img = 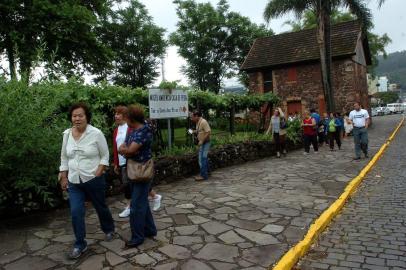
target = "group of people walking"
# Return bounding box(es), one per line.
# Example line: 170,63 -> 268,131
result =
59,103 -> 161,259
58,101 -> 368,259
58,103 -> 212,259
267,102 -> 370,160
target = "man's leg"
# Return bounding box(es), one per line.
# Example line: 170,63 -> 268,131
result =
200,142 -> 210,179
360,128 -> 369,156
84,175 -> 115,235
353,128 -> 361,158
68,182 -> 87,250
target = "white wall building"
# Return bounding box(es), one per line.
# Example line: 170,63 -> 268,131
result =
378,76 -> 388,92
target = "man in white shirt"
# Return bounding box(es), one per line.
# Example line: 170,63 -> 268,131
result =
349,102 -> 370,160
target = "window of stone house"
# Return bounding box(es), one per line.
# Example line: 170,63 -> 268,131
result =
287,67 -> 297,82
263,70 -> 273,93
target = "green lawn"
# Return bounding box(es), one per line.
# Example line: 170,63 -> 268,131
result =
160,127 -> 257,147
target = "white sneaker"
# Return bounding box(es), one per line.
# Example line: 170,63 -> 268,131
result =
152,194 -> 162,211
119,206 -> 130,218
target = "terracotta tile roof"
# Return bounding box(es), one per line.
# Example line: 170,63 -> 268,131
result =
240,20 -> 369,71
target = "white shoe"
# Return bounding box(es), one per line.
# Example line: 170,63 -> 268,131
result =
303,152 -> 309,155
119,206 -> 130,218
152,195 -> 162,211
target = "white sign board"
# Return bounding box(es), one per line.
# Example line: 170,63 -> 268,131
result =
149,89 -> 189,119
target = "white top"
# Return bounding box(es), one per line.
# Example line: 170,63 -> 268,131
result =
349,109 -> 370,128
60,125 -> 109,184
116,123 -> 128,166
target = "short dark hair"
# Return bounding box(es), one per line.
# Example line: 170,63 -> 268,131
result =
192,111 -> 202,117
68,102 -> 92,123
128,105 -> 145,124
310,108 -> 316,113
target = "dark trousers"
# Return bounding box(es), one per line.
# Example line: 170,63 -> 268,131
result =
273,132 -> 286,153
304,134 -> 318,153
68,175 -> 115,250
318,132 -> 326,145
129,181 -> 157,245
328,131 -> 342,150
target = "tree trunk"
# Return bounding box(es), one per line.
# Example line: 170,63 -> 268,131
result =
229,101 -> 235,135
5,35 -> 17,80
317,1 -> 335,113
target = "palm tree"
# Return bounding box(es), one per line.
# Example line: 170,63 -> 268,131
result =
264,0 -> 374,112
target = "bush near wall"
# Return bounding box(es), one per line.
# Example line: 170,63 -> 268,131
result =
0,79 -> 283,215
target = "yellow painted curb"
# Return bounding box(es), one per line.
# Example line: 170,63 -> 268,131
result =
271,117 -> 405,270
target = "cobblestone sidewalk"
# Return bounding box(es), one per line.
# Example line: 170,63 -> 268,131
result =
297,117 -> 406,270
0,115 -> 402,270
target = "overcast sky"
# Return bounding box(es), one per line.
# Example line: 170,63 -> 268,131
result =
138,0 -> 406,86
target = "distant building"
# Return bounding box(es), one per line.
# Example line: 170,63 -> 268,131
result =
378,76 -> 388,92
241,20 -> 371,115
389,83 -> 399,91
367,74 -> 379,95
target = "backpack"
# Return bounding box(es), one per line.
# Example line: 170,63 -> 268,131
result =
280,117 -> 287,129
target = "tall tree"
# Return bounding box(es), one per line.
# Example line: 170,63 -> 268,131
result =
264,0 -> 373,112
97,0 -> 167,88
284,10 -> 391,73
171,0 -> 272,93
0,0 -> 112,82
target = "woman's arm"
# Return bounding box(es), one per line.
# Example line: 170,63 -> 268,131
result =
59,130 -> 70,190
119,142 -> 142,158
96,131 -> 110,176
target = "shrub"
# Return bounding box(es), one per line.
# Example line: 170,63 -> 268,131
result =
0,79 -> 282,214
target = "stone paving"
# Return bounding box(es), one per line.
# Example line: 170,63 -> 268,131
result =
0,115 -> 402,270
297,116 -> 406,270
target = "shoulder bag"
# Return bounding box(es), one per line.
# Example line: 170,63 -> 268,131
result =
127,158 -> 154,182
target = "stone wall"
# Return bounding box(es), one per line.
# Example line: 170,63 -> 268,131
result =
151,139 -> 302,186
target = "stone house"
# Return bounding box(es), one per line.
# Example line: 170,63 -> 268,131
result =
240,20 -> 372,117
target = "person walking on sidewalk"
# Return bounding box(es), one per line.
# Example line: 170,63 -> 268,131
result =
327,113 -> 342,151
349,102 -> 370,160
59,103 -> 115,259
113,107 -> 162,218
118,105 -> 157,248
191,111 -> 211,181
302,111 -> 319,154
266,107 -> 287,158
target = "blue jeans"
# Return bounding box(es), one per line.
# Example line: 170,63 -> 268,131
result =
129,181 -> 157,245
198,142 -> 210,179
68,174 -> 115,250
353,127 -> 368,158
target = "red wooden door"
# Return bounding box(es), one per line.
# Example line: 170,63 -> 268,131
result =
287,101 -> 302,116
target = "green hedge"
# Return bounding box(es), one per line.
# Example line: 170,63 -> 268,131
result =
0,79 -> 279,214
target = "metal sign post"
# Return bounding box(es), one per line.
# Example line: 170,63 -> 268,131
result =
167,118 -> 172,148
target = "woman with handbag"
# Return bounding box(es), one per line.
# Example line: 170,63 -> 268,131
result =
118,105 -> 157,248
266,107 -> 287,158
113,107 -> 162,218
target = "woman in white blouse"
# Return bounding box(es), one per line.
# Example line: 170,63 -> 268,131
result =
59,103 -> 115,260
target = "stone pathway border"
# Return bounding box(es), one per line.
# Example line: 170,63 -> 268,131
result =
271,117 -> 405,270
